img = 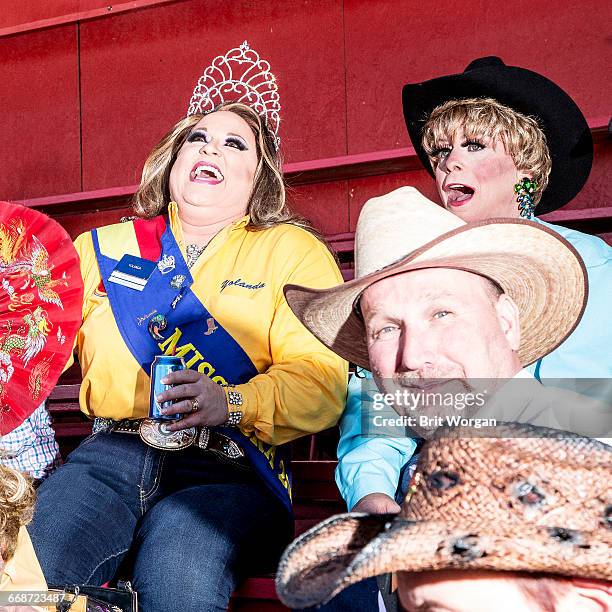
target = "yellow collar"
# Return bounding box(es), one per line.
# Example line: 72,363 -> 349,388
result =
167,201 -> 250,248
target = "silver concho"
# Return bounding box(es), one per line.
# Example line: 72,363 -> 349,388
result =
139,419 -> 197,450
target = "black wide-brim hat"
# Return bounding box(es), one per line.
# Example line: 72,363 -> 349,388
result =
402,57 -> 593,215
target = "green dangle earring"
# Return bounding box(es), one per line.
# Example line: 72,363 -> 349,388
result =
514,177 -> 538,219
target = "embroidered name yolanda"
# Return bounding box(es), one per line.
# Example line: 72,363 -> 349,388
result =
220,278 -> 266,293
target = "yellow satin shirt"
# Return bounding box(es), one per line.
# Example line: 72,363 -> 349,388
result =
70,203 -> 348,446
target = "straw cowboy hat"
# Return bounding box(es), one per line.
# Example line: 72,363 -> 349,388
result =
402,56 -> 593,215
275,425 -> 612,608
284,187 -> 587,370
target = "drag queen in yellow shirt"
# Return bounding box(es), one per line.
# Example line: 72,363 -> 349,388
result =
28,44 -> 347,612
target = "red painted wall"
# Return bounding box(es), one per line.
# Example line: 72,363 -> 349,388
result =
0,1 -> 178,31
0,0 -> 610,238
0,1 -> 81,29
0,26 -> 80,199
344,0 -> 610,152
78,0 -> 346,189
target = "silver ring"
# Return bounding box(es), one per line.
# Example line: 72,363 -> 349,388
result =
190,397 -> 200,412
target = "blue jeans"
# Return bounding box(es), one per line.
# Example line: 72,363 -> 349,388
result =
297,577 -> 380,611
28,432 -> 290,612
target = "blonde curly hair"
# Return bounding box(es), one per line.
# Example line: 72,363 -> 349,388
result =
422,97 -> 552,205
0,464 -> 35,562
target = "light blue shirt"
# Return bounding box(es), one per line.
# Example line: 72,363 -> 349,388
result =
336,371 -> 417,510
335,221 -> 612,510
528,220 -> 612,380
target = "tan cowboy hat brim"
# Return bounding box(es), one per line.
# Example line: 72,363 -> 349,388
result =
275,512 -> 612,609
285,218 -> 587,370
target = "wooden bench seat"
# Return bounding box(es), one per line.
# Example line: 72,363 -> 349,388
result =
47,375 -> 345,610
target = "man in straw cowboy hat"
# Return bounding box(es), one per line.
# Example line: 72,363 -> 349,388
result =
275,424 -> 611,610
284,187 -> 609,443
279,187 -> 610,610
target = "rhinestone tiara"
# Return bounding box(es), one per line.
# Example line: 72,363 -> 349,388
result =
187,41 -> 281,150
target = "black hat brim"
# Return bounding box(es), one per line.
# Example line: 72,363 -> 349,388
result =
402,58 -> 593,215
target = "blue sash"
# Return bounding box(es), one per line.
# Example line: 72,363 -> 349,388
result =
91,217 -> 292,513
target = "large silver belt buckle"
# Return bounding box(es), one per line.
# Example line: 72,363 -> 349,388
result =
139,418 -> 197,450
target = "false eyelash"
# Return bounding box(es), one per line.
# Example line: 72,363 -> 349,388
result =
462,139 -> 486,148
429,146 -> 450,158
187,130 -> 209,143
225,136 -> 248,150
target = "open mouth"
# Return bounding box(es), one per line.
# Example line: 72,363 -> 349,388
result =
446,183 -> 475,207
190,162 -> 224,184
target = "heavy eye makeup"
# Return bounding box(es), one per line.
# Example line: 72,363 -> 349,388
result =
429,143 -> 451,161
429,139 -> 486,161
224,135 -> 248,151
186,130 -> 249,151
187,129 -> 210,144
463,139 -> 485,152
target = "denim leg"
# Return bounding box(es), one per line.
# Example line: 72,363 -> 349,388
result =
28,433 -> 159,585
297,577 -> 380,612
130,482 -> 288,612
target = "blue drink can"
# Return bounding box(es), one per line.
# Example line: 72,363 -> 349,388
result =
149,355 -> 186,421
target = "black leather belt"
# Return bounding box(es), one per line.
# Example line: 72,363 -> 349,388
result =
92,417 -> 244,460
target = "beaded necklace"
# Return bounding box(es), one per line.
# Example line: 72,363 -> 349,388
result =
185,243 -> 206,269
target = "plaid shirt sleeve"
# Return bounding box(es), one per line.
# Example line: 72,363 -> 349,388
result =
0,402 -> 62,480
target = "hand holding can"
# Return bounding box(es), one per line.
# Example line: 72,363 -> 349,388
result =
149,355 -> 186,421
